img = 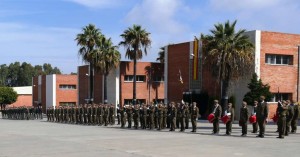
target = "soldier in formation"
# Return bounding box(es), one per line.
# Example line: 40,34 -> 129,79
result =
46,104 -> 116,126
2,106 -> 43,120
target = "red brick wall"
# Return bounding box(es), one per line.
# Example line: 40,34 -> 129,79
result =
32,76 -> 38,107
10,95 -> 32,107
167,42 -> 190,102
119,61 -> 164,105
167,42 -> 220,103
78,65 -> 89,104
260,31 -> 300,101
41,75 -> 46,111
56,75 -> 78,106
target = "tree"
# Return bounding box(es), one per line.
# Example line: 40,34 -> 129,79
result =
75,24 -> 103,103
119,24 -> 151,105
156,47 -> 165,63
0,87 -> 18,110
243,73 -> 272,106
0,62 -> 61,87
93,36 -> 121,104
201,20 -> 255,108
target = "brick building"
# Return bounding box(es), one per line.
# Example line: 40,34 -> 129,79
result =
32,74 -> 78,113
78,61 -> 164,106
164,30 -> 300,119
9,86 -> 32,107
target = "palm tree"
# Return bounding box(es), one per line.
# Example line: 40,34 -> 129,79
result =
75,24 -> 103,103
119,24 -> 151,105
201,20 -> 255,108
156,47 -> 165,63
94,37 -> 121,104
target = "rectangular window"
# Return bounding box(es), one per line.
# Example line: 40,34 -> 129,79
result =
270,93 -> 292,102
152,99 -> 164,104
152,76 -> 164,82
124,75 -> 146,82
265,54 -> 293,65
59,102 -> 76,106
124,99 -> 146,105
59,85 -> 76,90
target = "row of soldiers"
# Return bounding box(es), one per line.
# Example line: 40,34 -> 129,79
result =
276,100 -> 299,138
46,104 -> 115,126
119,102 -> 200,132
1,106 -> 43,120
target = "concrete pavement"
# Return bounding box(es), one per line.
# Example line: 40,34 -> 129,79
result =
0,118 -> 299,157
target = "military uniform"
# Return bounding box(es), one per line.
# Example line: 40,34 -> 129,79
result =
291,103 -> 299,133
170,104 -> 177,131
191,103 -> 199,132
225,104 -> 234,135
277,101 -> 287,138
286,102 -> 294,136
256,97 -> 268,138
127,106 -> 133,128
212,102 -> 222,134
240,103 -> 249,136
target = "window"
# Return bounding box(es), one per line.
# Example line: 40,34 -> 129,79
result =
124,99 -> 146,105
59,102 -> 76,106
152,76 -> 164,82
152,99 -> 164,104
124,75 -> 146,82
270,93 -> 292,102
265,54 -> 293,65
59,85 -> 76,90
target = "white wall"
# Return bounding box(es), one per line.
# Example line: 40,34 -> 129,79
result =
46,74 -> 56,108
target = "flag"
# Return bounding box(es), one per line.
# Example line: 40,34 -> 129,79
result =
179,69 -> 183,84
193,37 -> 199,80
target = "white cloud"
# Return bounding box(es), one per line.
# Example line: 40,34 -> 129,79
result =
209,0 -> 282,11
64,0 -> 122,8
123,0 -> 195,60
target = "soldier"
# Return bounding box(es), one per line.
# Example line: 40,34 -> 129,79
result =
103,104 -> 109,126
191,102 -> 199,132
277,100 -> 288,139
240,101 -> 249,136
99,104 -> 104,126
117,104 -> 121,125
133,105 -> 140,129
291,101 -> 299,133
256,96 -> 268,138
167,103 -> 172,128
162,104 -> 167,129
109,104 -> 115,125
170,102 -> 177,131
148,104 -> 155,129
157,104 -> 163,130
225,103 -> 234,135
154,104 -> 158,129
46,107 -> 50,121
141,104 -> 147,129
212,100 -> 222,134
185,103 -> 190,129
285,100 -> 294,136
251,101 -> 258,133
126,105 -> 133,128
120,105 -> 126,128
176,103 -> 181,129
179,103 -> 185,132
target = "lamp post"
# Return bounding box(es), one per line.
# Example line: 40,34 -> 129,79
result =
85,73 -> 90,104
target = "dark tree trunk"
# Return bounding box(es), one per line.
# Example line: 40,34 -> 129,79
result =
221,79 -> 229,113
104,73 -> 108,104
133,54 -> 137,105
89,63 -> 94,104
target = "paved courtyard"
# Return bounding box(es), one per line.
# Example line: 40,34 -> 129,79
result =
0,118 -> 299,157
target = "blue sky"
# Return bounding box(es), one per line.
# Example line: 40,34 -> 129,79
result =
1,0 -> 299,74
